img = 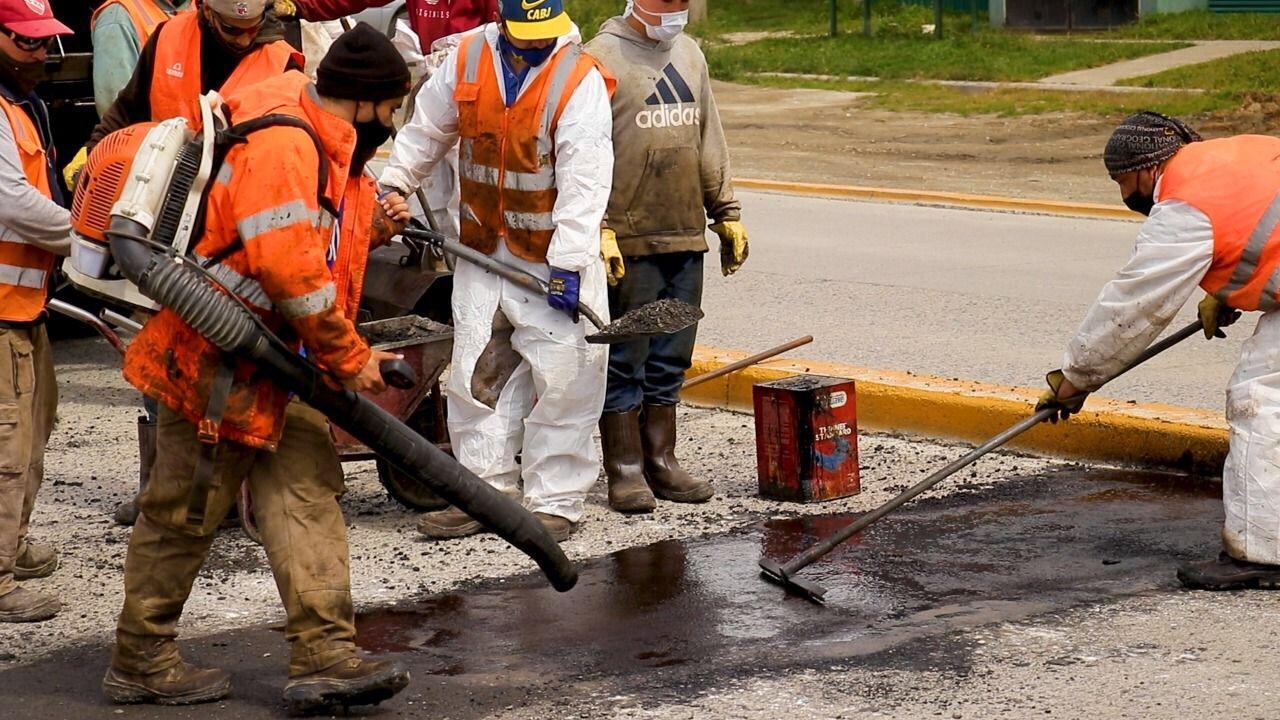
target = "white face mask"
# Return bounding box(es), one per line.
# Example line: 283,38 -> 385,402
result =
625,0 -> 689,42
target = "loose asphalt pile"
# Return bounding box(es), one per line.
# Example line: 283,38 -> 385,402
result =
0,335 -> 1064,669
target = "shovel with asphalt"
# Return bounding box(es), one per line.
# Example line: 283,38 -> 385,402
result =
400,224 -> 704,344
759,319 -> 1206,604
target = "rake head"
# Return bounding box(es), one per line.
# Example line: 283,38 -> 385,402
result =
758,557 -> 829,604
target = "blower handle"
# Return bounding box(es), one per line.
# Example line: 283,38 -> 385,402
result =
379,357 -> 418,390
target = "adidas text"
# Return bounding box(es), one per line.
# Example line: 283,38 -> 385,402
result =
635,105 -> 701,129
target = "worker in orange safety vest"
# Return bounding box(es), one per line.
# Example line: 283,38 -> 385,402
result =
73,0 -> 304,527
77,0 -> 303,164
89,0 -> 190,117
101,25 -> 414,714
380,0 -> 615,544
1037,111 -> 1280,591
0,0 -> 74,626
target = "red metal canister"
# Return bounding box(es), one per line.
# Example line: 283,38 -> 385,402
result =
753,375 -> 860,503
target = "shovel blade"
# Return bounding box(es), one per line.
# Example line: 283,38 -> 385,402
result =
586,299 -> 705,344
759,557 -> 828,604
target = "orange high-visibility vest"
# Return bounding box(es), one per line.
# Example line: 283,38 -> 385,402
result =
0,95 -> 55,323
91,0 -> 173,48
123,72 -> 373,451
149,10 -> 301,128
1160,136 -> 1280,313
453,34 -> 612,263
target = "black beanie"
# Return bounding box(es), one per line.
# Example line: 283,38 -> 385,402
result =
1103,111 -> 1202,178
316,22 -> 411,102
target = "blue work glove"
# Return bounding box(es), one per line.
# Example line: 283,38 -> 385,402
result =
547,267 -> 580,321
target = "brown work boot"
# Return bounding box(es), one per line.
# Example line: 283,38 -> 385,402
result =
14,538 -> 58,579
534,512 -> 576,543
115,415 -> 156,526
600,410 -> 657,514
640,404 -> 713,503
416,505 -> 486,539
282,656 -> 410,717
0,586 -> 60,622
102,662 -> 231,706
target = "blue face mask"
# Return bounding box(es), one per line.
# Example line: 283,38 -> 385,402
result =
499,33 -> 556,67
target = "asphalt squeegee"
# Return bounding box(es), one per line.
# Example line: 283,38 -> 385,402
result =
760,319 -> 1206,603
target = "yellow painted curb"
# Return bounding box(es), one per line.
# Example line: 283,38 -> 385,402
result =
682,346 -> 1227,473
735,177 -> 1140,222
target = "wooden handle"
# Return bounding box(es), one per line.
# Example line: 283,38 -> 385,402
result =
682,336 -> 814,390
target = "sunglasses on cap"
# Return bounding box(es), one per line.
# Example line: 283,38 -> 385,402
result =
1,27 -> 52,52
207,9 -> 265,37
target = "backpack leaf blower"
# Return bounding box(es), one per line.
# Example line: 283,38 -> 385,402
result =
65,95 -> 578,592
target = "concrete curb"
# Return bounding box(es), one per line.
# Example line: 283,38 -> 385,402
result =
735,177 -> 1140,221
682,346 -> 1228,473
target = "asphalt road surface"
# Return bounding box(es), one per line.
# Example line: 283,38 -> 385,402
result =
698,190 -> 1244,411
0,466 -> 1234,719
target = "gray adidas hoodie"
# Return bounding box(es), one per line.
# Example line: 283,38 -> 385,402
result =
585,16 -> 740,257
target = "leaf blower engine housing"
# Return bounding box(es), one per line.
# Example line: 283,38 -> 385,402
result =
65,95 -> 221,311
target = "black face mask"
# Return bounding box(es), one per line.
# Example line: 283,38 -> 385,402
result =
1123,191 -> 1155,216
0,52 -> 45,97
352,116 -> 394,174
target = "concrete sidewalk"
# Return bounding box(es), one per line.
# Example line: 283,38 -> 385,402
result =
1040,39 -> 1280,86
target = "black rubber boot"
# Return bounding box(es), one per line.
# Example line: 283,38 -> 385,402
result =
114,415 -> 156,526
1177,551 -> 1280,590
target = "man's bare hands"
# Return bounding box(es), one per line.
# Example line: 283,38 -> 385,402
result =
342,350 -> 403,394
371,192 -> 412,248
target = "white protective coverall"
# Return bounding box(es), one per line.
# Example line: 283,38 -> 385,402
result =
381,22 -> 613,522
1061,179 -> 1280,564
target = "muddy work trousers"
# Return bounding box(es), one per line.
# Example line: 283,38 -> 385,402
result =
114,401 -> 357,678
0,325 -> 56,598
604,251 -> 704,414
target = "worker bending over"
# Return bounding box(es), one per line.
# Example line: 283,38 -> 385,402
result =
1038,111 -> 1280,590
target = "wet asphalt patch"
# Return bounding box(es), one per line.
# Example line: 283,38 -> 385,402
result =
0,467 -> 1221,718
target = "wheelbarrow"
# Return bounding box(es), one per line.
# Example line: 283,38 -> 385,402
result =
333,315 -> 455,509
235,314 -> 454,544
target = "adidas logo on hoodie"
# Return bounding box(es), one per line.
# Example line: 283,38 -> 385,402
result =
635,64 -> 701,129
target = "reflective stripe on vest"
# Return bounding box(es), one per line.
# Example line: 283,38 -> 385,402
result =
91,0 -> 172,46
149,11 -> 301,127
453,35 -> 597,263
1214,193 -> 1280,312
0,95 -> 54,322
0,264 -> 46,289
1161,137 -> 1280,314
193,252 -> 274,312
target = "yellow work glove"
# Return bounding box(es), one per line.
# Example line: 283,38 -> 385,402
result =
273,0 -> 298,17
63,146 -> 87,191
601,227 -> 625,287
1198,294 -> 1241,340
710,220 -> 749,277
1035,369 -> 1089,424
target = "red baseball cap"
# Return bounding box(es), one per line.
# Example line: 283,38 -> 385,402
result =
0,0 -> 72,39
